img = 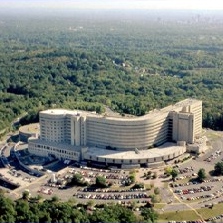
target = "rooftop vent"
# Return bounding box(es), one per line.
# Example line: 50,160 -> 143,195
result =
135,148 -> 140,154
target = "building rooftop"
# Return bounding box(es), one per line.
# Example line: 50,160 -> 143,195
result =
40,98 -> 201,121
29,138 -> 82,152
87,142 -> 185,160
19,123 -> 40,134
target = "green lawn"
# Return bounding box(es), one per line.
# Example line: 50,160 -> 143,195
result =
158,203 -> 223,222
204,131 -> 222,141
158,209 -> 200,222
154,203 -> 165,209
197,203 -> 223,219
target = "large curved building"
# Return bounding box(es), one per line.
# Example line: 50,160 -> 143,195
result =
28,99 -> 202,167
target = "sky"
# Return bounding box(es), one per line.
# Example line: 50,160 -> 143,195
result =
0,0 -> 223,11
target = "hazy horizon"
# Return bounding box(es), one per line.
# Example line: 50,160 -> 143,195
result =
1,0 -> 223,11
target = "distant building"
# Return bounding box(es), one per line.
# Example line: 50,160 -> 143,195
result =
28,99 -> 202,167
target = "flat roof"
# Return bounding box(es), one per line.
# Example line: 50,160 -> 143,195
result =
87,142 -> 185,160
40,109 -> 98,117
41,109 -> 76,115
29,139 -> 81,152
40,98 -> 201,121
29,139 -> 185,160
19,123 -> 40,134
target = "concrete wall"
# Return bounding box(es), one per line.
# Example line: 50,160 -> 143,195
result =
86,115 -> 170,150
28,140 -> 80,161
172,112 -> 194,144
19,132 -> 36,143
13,143 -> 44,177
39,113 -> 66,143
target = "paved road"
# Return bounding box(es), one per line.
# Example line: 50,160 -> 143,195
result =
2,129 -> 223,222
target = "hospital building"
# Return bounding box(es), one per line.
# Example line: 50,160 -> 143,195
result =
28,99 -> 202,168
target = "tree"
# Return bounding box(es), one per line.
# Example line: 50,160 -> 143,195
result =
132,183 -> 145,189
87,200 -> 95,208
214,162 -> 223,175
67,198 -> 77,205
71,208 -> 89,223
170,169 -> 178,181
95,176 -> 107,188
152,172 -> 157,179
22,190 -> 30,200
0,194 -> 16,223
50,195 -> 60,203
15,199 -> 34,223
89,204 -> 138,223
68,173 -> 88,187
72,173 -> 82,183
141,208 -> 158,223
197,168 -> 206,182
154,187 -> 160,195
129,174 -> 135,181
164,166 -> 173,176
150,195 -> 161,203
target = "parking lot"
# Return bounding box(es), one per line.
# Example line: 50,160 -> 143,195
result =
1,129 -> 223,222
161,135 -> 223,215
9,164 -> 152,205
8,138 -> 223,209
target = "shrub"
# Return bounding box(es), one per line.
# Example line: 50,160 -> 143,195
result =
154,187 -> 160,195
95,176 -> 107,188
131,183 -> 145,189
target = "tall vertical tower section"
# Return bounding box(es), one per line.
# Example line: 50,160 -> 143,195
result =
39,110 -> 67,143
172,100 -> 202,144
190,100 -> 202,137
71,114 -> 87,146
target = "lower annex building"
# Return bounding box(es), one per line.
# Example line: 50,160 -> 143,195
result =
28,99 -> 202,168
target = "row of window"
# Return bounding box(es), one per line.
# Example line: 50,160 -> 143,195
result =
88,154 -> 175,163
30,147 -> 75,159
34,144 -> 77,156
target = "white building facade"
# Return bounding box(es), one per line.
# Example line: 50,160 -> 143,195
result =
28,99 -> 202,165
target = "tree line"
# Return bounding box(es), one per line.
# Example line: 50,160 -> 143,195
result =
0,12 -> 223,132
0,190 -> 157,223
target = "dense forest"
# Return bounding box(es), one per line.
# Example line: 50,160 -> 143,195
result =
0,10 -> 223,132
0,190 -> 157,223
